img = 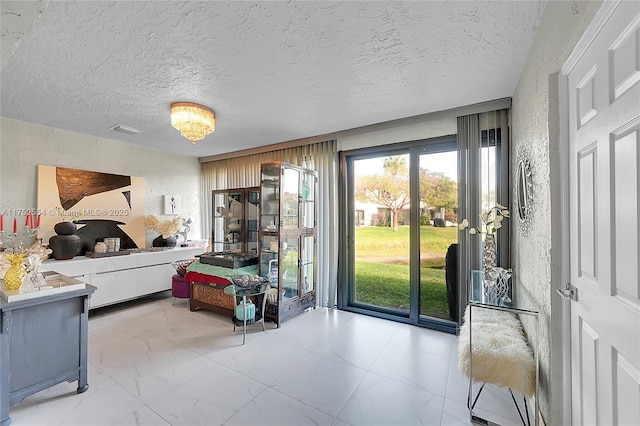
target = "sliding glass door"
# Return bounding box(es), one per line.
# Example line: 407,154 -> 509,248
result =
418,150 -> 458,321
340,136 -> 458,331
352,154 -> 411,312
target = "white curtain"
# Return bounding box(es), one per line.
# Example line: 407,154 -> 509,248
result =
200,140 -> 339,308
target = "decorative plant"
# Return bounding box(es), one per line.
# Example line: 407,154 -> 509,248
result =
458,203 -> 510,235
459,203 -> 511,279
145,215 -> 184,238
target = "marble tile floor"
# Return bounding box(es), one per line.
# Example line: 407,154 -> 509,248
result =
10,293 -> 529,426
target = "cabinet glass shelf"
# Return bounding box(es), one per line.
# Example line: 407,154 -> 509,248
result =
259,161 -> 317,327
212,187 -> 260,255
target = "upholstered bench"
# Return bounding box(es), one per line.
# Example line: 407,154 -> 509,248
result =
458,305 -> 536,423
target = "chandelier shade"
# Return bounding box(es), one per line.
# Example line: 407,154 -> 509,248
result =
170,102 -> 215,143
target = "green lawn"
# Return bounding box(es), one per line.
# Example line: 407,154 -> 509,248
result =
354,225 -> 457,317
355,225 -> 457,257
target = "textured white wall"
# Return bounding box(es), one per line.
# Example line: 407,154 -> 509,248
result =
0,117 -> 202,247
511,1 -> 602,424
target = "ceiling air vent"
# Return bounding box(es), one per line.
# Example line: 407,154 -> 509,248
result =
110,124 -> 142,135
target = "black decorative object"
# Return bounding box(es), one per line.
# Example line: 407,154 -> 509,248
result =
198,252 -> 258,268
74,219 -> 138,255
49,221 -> 81,260
152,235 -> 177,248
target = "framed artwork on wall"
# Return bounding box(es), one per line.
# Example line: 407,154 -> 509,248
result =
163,194 -> 180,215
36,165 -> 146,252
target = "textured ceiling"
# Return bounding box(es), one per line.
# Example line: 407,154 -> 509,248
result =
1,1 -> 545,158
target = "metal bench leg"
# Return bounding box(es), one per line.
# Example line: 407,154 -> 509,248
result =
470,383 -> 486,410
508,388 -> 529,426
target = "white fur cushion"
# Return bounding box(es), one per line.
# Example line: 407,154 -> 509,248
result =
458,305 -> 536,398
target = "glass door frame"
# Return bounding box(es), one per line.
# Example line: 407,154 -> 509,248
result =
338,135 -> 458,333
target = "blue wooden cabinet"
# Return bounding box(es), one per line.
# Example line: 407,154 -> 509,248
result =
0,283 -> 96,426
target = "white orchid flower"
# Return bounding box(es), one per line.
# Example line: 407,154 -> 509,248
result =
460,204 -> 510,236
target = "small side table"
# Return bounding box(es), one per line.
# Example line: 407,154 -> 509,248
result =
223,282 -> 270,345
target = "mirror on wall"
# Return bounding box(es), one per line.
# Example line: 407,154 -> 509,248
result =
516,156 -> 532,235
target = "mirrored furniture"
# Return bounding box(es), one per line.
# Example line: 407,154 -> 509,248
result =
211,187 -> 260,255
259,161 -> 317,326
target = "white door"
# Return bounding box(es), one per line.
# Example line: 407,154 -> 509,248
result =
565,1 -> 640,425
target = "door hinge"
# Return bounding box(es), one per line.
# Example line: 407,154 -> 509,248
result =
556,283 -> 578,301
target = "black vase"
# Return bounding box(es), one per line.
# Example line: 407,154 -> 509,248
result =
49,221 -> 81,260
152,235 -> 177,248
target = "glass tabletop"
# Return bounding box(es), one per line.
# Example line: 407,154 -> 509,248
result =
468,269 -> 539,314
223,281 -> 270,297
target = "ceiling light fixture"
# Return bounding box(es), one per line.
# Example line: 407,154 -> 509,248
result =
170,102 -> 215,144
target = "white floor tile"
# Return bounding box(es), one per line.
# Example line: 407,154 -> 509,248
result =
265,316 -> 335,352
147,362 -> 267,425
213,333 -> 311,386
446,349 -> 470,404
10,369 -> 144,426
388,324 -> 456,359
369,341 -> 451,397
271,353 -> 367,417
312,327 -> 388,370
107,351 -> 221,404
337,372 -> 445,426
223,387 -> 335,426
334,313 -> 400,342
111,406 -> 172,426
7,295 -> 529,426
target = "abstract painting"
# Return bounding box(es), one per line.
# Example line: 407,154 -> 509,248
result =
37,165 -> 145,252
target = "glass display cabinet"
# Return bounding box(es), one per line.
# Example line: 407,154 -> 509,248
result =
259,161 -> 317,326
211,187 -> 259,255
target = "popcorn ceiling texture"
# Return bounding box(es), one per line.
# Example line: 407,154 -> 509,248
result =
511,1 -> 602,424
0,117 -> 202,248
0,0 -> 49,69
2,1 -> 544,158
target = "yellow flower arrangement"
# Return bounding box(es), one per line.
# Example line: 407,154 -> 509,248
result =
145,215 -> 183,238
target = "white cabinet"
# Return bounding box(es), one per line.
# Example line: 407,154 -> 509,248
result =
40,247 -> 203,309
137,263 -> 175,295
